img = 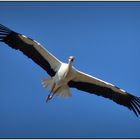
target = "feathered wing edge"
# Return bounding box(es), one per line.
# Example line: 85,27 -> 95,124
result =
0,24 -> 12,40
68,70 -> 140,116
0,24 -> 62,76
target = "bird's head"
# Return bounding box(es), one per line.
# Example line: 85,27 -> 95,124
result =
68,56 -> 75,64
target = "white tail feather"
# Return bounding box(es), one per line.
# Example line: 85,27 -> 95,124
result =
42,78 -> 71,98
42,77 -> 54,91
55,86 -> 72,98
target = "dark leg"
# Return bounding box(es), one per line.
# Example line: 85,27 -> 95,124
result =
46,84 -> 61,103
46,94 -> 53,103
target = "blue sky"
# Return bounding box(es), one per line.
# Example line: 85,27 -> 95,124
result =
0,1 -> 140,138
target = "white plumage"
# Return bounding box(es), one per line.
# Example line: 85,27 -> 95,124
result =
0,24 -> 140,116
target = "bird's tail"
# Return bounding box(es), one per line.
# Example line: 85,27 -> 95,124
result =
55,85 -> 72,98
42,77 -> 54,92
42,77 -> 72,98
0,24 -> 13,42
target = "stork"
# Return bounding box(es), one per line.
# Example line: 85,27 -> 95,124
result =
0,24 -> 140,116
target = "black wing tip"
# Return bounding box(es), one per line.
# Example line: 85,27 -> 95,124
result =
0,24 -> 12,31
0,24 -> 14,41
129,96 -> 140,117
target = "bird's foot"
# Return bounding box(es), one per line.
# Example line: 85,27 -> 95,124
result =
46,92 -> 55,103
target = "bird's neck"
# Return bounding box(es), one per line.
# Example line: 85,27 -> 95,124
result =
68,61 -> 73,69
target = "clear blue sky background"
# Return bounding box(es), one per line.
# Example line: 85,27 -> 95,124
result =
0,1 -> 140,138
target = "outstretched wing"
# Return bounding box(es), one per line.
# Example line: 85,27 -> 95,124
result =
0,24 -> 62,77
68,70 -> 140,116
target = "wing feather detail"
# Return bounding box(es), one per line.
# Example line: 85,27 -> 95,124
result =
68,70 -> 140,116
0,24 -> 62,76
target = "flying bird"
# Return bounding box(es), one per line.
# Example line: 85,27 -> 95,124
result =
0,24 -> 140,116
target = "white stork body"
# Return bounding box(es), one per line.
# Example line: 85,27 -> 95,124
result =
0,24 -> 140,116
42,61 -> 77,100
